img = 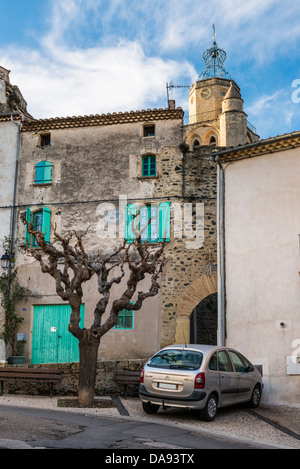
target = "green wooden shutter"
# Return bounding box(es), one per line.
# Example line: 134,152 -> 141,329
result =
43,161 -> 52,183
142,156 -> 156,177
35,161 -> 52,183
150,205 -> 159,241
159,202 -> 170,242
140,206 -> 149,241
42,207 -> 51,243
35,162 -> 44,183
126,204 -> 137,241
25,206 -> 32,245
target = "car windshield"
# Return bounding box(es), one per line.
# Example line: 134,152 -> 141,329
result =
147,349 -> 203,370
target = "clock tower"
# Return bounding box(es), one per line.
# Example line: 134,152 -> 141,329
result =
184,27 -> 259,149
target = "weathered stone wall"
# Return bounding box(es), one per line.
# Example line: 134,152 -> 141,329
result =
157,148 -> 218,348
1,360 -> 146,397
13,107 -> 220,364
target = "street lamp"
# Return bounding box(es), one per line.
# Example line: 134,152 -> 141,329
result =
0,251 -> 10,271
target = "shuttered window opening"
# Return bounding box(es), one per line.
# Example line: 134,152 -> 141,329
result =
125,202 -> 170,243
25,206 -> 51,246
35,161 -> 52,184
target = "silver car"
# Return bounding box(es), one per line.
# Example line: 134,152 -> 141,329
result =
139,344 -> 263,421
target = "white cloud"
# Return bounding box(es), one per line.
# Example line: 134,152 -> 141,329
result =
247,91 -> 284,115
2,0 -> 300,131
3,39 -> 195,118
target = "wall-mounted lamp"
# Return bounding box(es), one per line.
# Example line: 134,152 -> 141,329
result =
0,251 -> 11,271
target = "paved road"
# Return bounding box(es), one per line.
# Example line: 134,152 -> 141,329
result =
0,404 -> 270,450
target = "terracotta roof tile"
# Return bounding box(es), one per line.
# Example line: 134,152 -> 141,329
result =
21,107 -> 184,132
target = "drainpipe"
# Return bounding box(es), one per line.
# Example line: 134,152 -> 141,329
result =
216,156 -> 226,346
10,114 -> 21,251
6,115 -> 21,296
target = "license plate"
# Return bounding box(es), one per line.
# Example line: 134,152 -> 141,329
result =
158,382 -> 178,390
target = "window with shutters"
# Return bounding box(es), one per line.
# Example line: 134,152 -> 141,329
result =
125,202 -> 170,243
114,305 -> 134,330
35,161 -> 52,184
25,206 -> 51,246
142,155 -> 156,177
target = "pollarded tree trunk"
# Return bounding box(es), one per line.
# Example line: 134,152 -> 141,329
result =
78,330 -> 100,406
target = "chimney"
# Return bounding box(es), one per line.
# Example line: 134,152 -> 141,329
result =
168,99 -> 175,109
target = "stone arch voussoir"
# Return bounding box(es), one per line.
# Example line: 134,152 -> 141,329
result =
175,274 -> 217,344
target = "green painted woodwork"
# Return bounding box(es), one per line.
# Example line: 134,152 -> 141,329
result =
35,161 -> 52,184
31,304 -> 84,364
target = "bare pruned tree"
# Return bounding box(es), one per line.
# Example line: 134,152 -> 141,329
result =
25,216 -> 165,405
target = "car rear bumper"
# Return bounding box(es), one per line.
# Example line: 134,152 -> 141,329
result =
139,385 -> 207,409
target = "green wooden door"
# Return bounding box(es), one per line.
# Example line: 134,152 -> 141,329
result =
32,304 -> 84,364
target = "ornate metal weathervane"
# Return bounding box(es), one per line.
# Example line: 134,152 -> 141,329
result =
199,25 -> 231,80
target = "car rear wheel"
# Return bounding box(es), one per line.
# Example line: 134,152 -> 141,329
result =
200,393 -> 218,421
248,385 -> 261,408
142,402 -> 160,414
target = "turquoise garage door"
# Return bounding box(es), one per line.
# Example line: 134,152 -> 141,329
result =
32,304 -> 84,364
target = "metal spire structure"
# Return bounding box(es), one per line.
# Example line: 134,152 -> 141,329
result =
199,25 -> 231,80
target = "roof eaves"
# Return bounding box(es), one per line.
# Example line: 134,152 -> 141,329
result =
21,107 -> 184,132
216,130 -> 300,161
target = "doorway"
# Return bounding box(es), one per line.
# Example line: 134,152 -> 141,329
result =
31,304 -> 84,364
190,293 -> 217,345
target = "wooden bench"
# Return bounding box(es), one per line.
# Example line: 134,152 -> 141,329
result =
0,367 -> 63,397
114,370 -> 141,398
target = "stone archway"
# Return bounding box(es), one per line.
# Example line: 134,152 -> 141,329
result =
175,274 -> 217,344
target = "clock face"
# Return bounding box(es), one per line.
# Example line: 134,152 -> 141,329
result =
200,88 -> 212,99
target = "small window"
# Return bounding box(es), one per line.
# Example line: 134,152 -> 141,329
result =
142,155 -> 156,177
114,307 -> 134,330
143,124 -> 155,137
25,206 -> 51,246
40,133 -> 51,147
209,136 -> 216,146
35,161 -> 52,184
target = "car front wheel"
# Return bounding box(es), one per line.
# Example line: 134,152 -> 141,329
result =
142,402 -> 160,414
200,393 -> 218,421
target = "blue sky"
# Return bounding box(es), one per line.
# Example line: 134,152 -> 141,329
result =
1,0 -> 300,139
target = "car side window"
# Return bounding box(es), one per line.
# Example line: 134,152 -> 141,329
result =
228,351 -> 247,372
218,350 -> 234,372
208,352 -> 218,371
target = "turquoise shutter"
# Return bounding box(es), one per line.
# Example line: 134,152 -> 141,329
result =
25,206 -> 32,245
43,161 -> 52,183
159,202 -> 170,242
140,206 -> 149,241
35,162 -> 44,183
150,205 -> 159,241
126,204 -> 137,241
42,207 -> 51,243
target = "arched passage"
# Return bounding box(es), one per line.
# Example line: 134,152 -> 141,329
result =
175,274 -> 217,344
190,293 -> 217,344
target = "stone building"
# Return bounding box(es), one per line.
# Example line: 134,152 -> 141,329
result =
0,67 -> 32,362
1,35 -> 258,369
216,133 -> 300,404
